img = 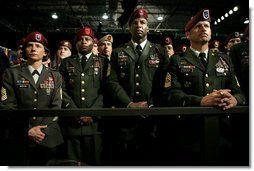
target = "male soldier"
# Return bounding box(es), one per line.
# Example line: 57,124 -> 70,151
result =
105,8 -> 169,165
163,9 -> 245,165
161,36 -> 174,58
59,26 -> 108,165
0,31 -> 63,165
97,34 -> 113,60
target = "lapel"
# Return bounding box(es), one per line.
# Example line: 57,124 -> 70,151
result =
138,41 -> 152,64
19,65 -> 37,89
183,48 -> 205,71
122,41 -> 137,62
206,50 -> 219,72
83,53 -> 95,71
68,55 -> 83,72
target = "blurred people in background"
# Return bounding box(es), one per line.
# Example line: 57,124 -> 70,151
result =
224,32 -> 241,55
161,36 -> 174,58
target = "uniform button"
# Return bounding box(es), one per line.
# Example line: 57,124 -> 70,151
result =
33,108 -> 37,110
137,65 -> 140,68
81,81 -> 85,84
206,83 -> 209,87
81,89 -> 85,92
81,73 -> 85,76
81,97 -> 85,101
136,74 -> 139,77
34,91 -> 37,94
224,73 -> 227,76
34,99 -> 37,102
206,93 -> 209,96
205,74 -> 209,78
120,66 -> 123,69
136,82 -> 140,86
185,73 -> 189,76
136,91 -> 140,95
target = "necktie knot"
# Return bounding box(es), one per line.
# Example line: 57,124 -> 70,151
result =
32,70 -> 40,76
136,44 -> 142,56
199,53 -> 207,67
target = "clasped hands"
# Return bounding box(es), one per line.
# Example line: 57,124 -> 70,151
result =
200,89 -> 238,110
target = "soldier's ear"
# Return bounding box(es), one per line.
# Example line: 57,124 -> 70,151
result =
185,32 -> 190,40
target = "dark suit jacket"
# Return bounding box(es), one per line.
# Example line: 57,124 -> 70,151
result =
165,48 -> 245,106
0,64 -> 63,148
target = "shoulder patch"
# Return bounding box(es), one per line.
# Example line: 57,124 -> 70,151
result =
1,87 -> 7,101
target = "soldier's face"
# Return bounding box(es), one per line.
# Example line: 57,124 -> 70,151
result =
25,42 -> 46,61
187,21 -> 211,43
98,41 -> 112,57
57,46 -> 72,59
130,18 -> 149,39
76,35 -> 94,54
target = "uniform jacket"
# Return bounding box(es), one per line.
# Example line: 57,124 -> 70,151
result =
59,54 -> 108,135
0,64 -> 63,148
229,41 -> 249,105
165,48 -> 245,106
107,40 -> 169,107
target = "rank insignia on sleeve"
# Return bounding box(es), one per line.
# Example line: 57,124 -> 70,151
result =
1,87 -> 7,101
164,72 -> 171,88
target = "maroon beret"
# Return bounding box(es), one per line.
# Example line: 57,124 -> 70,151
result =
58,40 -> 72,50
185,9 -> 211,32
74,26 -> 95,44
24,32 -> 48,47
128,8 -> 148,26
224,32 -> 241,45
17,37 -> 26,49
93,38 -> 99,44
161,36 -> 173,46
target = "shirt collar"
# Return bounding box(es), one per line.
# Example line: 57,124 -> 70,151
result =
78,52 -> 92,60
132,39 -> 147,50
28,65 -> 43,75
190,47 -> 209,59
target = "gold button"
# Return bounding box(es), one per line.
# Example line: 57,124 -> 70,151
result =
81,97 -> 85,100
81,73 -> 85,76
81,81 -> 85,84
206,83 -> 209,87
81,89 -> 85,92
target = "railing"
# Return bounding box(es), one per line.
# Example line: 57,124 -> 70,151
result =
0,106 -> 249,166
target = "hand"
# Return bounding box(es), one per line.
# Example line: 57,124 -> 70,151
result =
216,89 -> 238,110
28,125 -> 47,144
77,116 -> 93,125
128,101 -> 148,108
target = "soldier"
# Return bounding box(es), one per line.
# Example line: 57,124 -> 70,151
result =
0,31 -> 64,166
161,36 -> 174,58
163,9 -> 245,165
229,25 -> 249,105
224,32 -> 241,55
105,8 -> 169,165
51,40 -> 72,70
58,26 -> 108,165
209,40 -> 223,53
97,34 -> 113,60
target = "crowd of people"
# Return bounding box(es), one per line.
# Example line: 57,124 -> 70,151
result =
0,7 -> 249,166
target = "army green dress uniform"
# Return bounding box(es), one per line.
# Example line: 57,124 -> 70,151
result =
106,40 -> 169,165
59,53 -> 108,165
0,64 -> 63,165
162,48 -> 245,165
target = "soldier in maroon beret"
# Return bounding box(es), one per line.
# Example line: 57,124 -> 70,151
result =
163,8 -> 245,164
104,7 -> 169,165
58,26 -> 108,165
209,40 -> 222,53
161,36 -> 174,58
224,32 -> 241,55
1,31 -> 64,165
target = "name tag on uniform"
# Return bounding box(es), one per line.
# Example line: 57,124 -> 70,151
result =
16,80 -> 30,88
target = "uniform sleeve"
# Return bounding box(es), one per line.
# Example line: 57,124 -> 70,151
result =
50,71 -> 63,109
0,68 -> 18,109
106,50 -> 132,107
58,59 -> 78,108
